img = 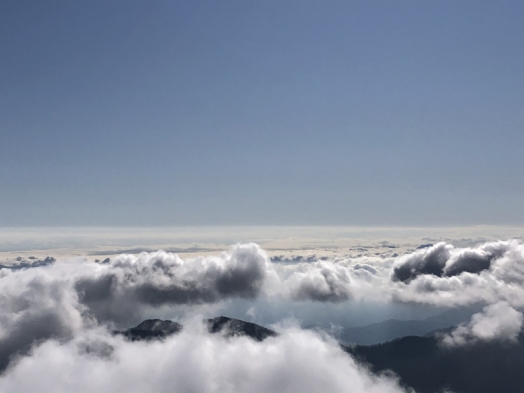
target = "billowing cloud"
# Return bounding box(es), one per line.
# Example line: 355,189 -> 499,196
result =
76,243 -> 269,324
3,239 -> 524,375
442,302 -> 523,346
0,324 -> 407,393
391,241 -> 511,283
0,267 -> 86,371
0,244 -> 271,371
392,242 -> 452,282
389,240 -> 524,308
286,262 -> 353,302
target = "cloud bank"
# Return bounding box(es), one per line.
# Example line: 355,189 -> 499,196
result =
0,325 -> 408,393
2,239 -> 524,388
76,243 -> 269,324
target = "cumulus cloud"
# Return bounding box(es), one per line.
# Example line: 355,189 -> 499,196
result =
76,243 -> 270,324
442,302 -> 523,347
0,324 -> 406,393
0,267 -> 86,371
3,239 -> 524,375
286,262 -> 353,302
391,241 -> 511,283
392,242 -> 452,282
0,244 -> 271,371
390,240 -> 524,308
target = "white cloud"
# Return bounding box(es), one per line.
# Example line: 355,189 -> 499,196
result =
0,324 -> 406,393
389,240 -> 524,307
442,302 -> 523,347
3,239 -> 524,375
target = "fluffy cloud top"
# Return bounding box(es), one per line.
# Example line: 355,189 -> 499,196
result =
0,324 -> 406,393
3,239 -> 524,380
0,244 -> 271,372
390,240 -> 524,307
285,262 -> 353,302
391,241 -> 511,282
76,244 -> 269,324
442,302 -> 523,347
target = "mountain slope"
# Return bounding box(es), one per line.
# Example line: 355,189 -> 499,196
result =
118,316 -> 276,342
120,319 -> 183,341
338,306 -> 483,345
346,333 -> 524,393
206,316 -> 277,341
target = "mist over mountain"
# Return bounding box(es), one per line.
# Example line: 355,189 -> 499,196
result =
112,314 -> 524,393
1,240 -> 524,392
117,316 -> 276,342
334,306 -> 483,345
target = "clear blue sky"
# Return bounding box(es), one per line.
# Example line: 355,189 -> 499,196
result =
1,0 -> 523,226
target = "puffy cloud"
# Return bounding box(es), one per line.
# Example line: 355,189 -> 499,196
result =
391,241 -> 511,283
0,244 -> 271,371
76,244 -> 270,324
0,324 -> 406,393
392,242 -> 452,282
390,240 -> 524,308
0,267 -> 86,371
286,262 -> 353,302
442,302 -> 523,347
3,238 -> 524,375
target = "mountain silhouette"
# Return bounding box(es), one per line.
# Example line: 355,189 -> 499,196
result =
332,306 -> 483,345
346,332 -> 524,393
119,319 -> 183,341
118,316 -> 276,342
205,316 -> 277,341
119,316 -> 524,392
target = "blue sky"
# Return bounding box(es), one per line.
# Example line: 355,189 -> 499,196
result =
1,0 -> 523,226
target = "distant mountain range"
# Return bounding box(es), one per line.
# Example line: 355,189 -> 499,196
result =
121,315 -> 524,393
315,306 -> 484,345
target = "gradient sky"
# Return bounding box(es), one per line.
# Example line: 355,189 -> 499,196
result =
1,0 -> 523,226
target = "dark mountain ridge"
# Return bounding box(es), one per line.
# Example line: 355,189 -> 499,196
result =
333,306 -> 483,345
118,316 -> 524,393
117,316 -> 276,342
119,319 -> 183,341
206,316 -> 277,341
346,332 -> 524,393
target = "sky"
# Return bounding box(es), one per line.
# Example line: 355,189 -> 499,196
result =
1,0 -> 524,226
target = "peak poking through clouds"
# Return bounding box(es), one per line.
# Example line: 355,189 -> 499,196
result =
0,326 -> 407,393
2,240 -> 524,390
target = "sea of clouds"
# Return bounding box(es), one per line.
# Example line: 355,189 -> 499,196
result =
2,240 -> 524,392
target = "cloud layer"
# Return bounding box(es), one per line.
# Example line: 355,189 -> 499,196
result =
0,244 -> 270,372
76,244 -> 268,324
2,239 -> 524,388
0,324 -> 407,393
